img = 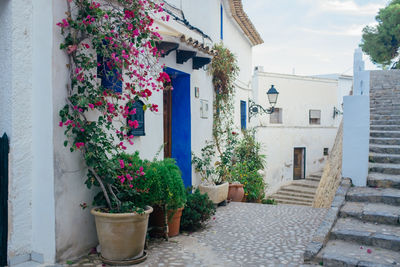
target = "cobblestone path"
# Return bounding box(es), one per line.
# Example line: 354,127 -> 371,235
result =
75,202 -> 327,266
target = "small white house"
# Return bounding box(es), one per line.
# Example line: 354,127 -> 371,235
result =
0,0 -> 262,265
251,70 -> 349,194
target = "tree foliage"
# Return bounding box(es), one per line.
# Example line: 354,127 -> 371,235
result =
361,0 -> 400,68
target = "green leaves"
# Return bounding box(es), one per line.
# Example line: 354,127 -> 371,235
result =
361,1 -> 400,68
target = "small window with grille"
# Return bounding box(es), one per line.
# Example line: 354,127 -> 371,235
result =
270,108 -> 282,124
309,109 -> 321,125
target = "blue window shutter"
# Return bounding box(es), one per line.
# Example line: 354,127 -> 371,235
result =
240,100 -> 246,129
128,100 -> 145,136
97,54 -> 122,93
220,4 -> 223,40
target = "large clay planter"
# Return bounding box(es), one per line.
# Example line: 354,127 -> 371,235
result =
150,206 -> 184,237
198,182 -> 229,204
91,206 -> 153,262
228,183 -> 245,202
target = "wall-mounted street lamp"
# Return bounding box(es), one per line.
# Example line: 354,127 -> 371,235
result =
248,85 -> 279,121
333,106 -> 343,119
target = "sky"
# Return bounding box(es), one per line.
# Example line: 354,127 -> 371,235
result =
241,0 -> 390,76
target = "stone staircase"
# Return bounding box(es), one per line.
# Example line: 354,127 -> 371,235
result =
270,173 -> 321,206
314,86 -> 400,266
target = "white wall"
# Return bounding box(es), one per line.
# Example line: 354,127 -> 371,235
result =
4,0 -> 35,262
342,96 -> 369,186
31,0 -> 56,263
0,0 -> 56,264
252,72 -> 339,194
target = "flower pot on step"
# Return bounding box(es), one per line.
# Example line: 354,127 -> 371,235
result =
228,183 -> 245,202
198,182 -> 229,204
91,206 -> 153,263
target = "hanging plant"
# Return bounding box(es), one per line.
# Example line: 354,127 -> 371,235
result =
57,0 -> 171,213
209,43 -> 239,181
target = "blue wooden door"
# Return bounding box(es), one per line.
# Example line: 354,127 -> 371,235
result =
165,68 -> 192,187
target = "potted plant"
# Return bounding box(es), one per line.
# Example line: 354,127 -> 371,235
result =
233,129 -> 267,203
56,0 -> 169,264
192,142 -> 229,204
181,188 -> 216,231
91,153 -> 153,264
145,158 -> 187,238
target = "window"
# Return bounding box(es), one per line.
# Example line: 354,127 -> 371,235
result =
128,100 -> 145,136
240,100 -> 246,129
324,148 -> 329,156
270,108 -> 282,124
97,54 -> 122,93
309,109 -> 321,125
220,4 -> 223,40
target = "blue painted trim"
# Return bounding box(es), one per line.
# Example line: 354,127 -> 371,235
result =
165,67 -> 192,187
220,4 -> 223,40
240,100 -> 247,129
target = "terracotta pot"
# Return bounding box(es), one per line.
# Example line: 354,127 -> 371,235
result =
198,182 -> 229,204
228,183 -> 245,202
91,206 -> 153,261
150,206 -> 184,237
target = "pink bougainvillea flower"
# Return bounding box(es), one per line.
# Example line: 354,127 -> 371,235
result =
88,103 -> 94,109
59,121 -> 63,127
128,120 -> 139,129
67,44 -> 78,54
367,249 -> 372,254
126,174 -> 133,181
75,142 -> 85,149
119,159 -> 125,169
56,19 -> 69,28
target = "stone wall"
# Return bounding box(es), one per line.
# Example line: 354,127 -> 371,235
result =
313,121 -> 343,208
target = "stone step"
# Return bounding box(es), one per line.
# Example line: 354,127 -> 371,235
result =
340,201 -> 400,225
290,180 -> 319,189
371,120 -> 400,125
370,99 -> 400,104
317,240 -> 400,267
370,110 -> 400,116
369,144 -> 400,154
368,172 -> 400,189
370,130 -> 400,138
370,103 -> 400,108
371,125 -> 400,131
370,88 -> 400,94
369,162 -> 400,175
330,217 -> 400,251
346,187 -> 400,206
306,177 -> 321,182
370,137 -> 400,145
369,153 -> 400,164
270,193 -> 313,203
370,114 -> 400,121
272,190 -> 315,200
273,198 -> 312,206
279,185 -> 317,195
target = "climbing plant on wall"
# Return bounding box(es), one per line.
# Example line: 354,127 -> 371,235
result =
57,0 -> 170,212
210,43 -> 239,181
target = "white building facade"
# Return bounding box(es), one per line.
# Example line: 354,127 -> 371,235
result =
251,70 -> 349,195
0,0 -> 262,265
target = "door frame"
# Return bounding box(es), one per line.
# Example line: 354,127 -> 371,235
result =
293,147 -> 306,180
0,133 -> 9,266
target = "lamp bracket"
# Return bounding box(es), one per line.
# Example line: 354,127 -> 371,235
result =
333,106 -> 343,119
248,99 -> 275,121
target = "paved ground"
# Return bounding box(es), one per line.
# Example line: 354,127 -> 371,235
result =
70,202 -> 327,267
